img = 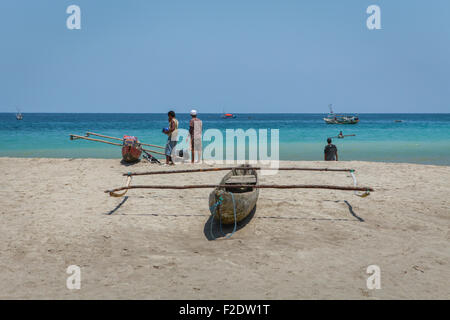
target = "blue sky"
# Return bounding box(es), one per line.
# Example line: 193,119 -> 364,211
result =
0,0 -> 449,113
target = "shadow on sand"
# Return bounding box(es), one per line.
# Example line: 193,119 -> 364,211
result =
105,196 -> 129,215
204,205 -> 257,241
344,200 -> 364,222
120,159 -> 141,166
105,199 -> 363,236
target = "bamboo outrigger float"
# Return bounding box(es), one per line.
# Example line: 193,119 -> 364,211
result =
69,132 -> 165,163
105,165 -> 374,227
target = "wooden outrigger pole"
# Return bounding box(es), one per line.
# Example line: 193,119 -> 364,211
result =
86,132 -> 123,141
69,132 -> 166,156
70,134 -> 122,147
105,167 -> 374,197
122,167 -> 356,177
86,132 -> 165,150
106,183 -> 374,194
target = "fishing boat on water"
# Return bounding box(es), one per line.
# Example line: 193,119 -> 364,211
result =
219,106 -> 236,118
324,104 -> 359,124
329,131 -> 356,139
221,113 -> 236,119
69,132 -> 164,163
16,107 -> 23,120
209,164 -> 258,224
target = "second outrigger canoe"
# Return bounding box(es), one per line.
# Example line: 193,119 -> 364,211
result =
208,164 -> 259,224
121,135 -> 142,162
70,132 -> 165,163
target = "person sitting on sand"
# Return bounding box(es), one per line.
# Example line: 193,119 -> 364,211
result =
324,138 -> 338,161
188,109 -> 203,163
164,110 -> 179,165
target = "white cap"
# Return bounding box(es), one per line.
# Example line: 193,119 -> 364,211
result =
190,109 -> 197,116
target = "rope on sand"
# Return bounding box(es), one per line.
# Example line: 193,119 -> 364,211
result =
108,175 -> 132,197
209,193 -> 237,240
209,196 -> 223,240
350,170 -> 370,198
225,193 -> 237,239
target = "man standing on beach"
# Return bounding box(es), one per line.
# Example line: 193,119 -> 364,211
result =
324,138 -> 338,161
164,110 -> 178,165
188,109 -> 202,163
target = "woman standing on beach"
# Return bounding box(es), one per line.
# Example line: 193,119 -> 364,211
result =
164,110 -> 178,165
188,109 -> 203,163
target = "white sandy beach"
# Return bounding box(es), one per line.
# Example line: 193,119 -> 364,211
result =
0,158 -> 449,299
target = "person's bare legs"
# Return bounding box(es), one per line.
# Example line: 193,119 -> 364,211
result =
195,151 -> 202,163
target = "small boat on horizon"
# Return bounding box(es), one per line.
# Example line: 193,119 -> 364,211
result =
221,113 -> 236,119
220,106 -> 236,119
323,104 -> 359,124
16,107 -> 23,120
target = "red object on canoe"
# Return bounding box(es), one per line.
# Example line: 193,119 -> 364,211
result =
122,135 -> 142,162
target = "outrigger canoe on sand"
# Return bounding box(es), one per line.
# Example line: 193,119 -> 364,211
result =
105,166 -> 374,226
69,132 -> 164,163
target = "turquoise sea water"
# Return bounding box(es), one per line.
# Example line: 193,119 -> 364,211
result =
1,113 -> 449,165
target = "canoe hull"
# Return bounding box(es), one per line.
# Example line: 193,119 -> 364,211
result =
121,145 -> 142,162
208,165 -> 259,224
